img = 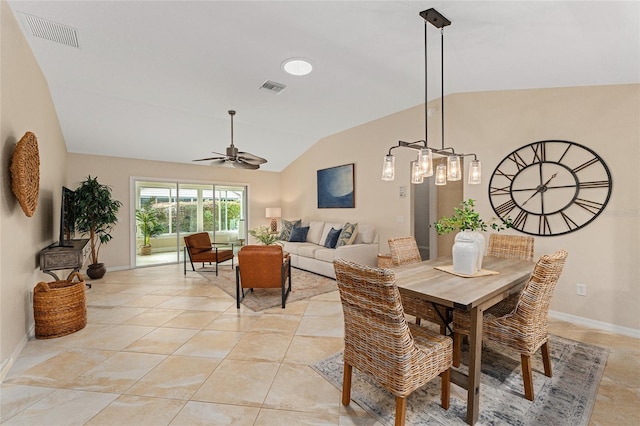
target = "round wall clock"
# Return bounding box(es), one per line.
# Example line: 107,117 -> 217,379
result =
488,140 -> 612,236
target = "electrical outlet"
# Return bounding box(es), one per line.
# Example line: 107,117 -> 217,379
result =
576,283 -> 587,296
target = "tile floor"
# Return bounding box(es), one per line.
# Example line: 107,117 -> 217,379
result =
1,264 -> 638,425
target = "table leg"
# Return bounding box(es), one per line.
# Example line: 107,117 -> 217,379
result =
466,305 -> 483,425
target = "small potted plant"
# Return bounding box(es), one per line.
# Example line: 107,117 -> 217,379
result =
135,205 -> 165,255
434,199 -> 511,274
248,225 -> 280,245
74,176 -> 123,279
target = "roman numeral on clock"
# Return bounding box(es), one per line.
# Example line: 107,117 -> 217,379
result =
538,215 -> 551,235
574,198 -> 603,215
531,142 -> 546,163
489,185 -> 511,195
572,157 -> 599,173
579,180 -> 610,189
512,209 -> 529,229
495,199 -> 517,216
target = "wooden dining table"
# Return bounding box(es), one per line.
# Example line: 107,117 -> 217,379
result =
394,255 -> 534,425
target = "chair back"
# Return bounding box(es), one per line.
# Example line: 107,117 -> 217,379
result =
511,250 -> 568,340
333,259 -> 418,389
237,245 -> 286,289
388,236 -> 422,266
487,234 -> 534,261
184,232 -> 212,254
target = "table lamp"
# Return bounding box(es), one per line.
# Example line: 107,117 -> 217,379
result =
265,207 -> 281,233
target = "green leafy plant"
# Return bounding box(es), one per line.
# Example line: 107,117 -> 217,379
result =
74,176 -> 123,265
248,225 -> 280,245
434,199 -> 512,235
135,205 -> 165,247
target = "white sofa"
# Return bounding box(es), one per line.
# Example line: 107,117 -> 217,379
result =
280,221 -> 379,279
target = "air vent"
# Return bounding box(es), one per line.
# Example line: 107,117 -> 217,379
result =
259,80 -> 286,94
19,13 -> 79,48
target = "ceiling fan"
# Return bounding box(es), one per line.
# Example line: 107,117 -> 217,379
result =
193,110 -> 267,169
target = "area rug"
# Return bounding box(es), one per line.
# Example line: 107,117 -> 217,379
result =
197,266 -> 337,311
312,335 -> 608,425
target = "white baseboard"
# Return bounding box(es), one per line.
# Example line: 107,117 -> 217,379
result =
550,310 -> 640,339
0,331 -> 30,382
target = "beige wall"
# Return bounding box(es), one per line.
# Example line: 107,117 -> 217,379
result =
282,84 -> 640,331
1,0 -> 69,374
66,154 -> 281,270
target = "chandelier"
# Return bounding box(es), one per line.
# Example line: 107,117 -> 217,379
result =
381,8 -> 481,186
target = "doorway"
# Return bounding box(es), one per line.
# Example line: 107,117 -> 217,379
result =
133,180 -> 247,267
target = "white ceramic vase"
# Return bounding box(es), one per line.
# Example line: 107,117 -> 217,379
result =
453,231 -> 480,275
470,231 -> 485,271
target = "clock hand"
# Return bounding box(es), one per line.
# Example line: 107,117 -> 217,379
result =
541,172 -> 558,187
522,172 -> 558,206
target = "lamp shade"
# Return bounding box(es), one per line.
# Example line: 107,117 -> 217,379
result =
435,163 -> 447,185
381,155 -> 395,181
468,160 -> 481,184
447,155 -> 462,181
411,161 -> 424,184
265,207 -> 281,218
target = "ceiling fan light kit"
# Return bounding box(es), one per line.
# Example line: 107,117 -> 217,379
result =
193,110 -> 267,170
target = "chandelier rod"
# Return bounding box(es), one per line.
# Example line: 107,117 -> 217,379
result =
424,20 -> 429,148
441,28 -> 445,151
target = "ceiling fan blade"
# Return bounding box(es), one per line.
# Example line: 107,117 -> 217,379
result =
238,151 -> 267,164
233,159 -> 260,170
209,158 -> 230,166
193,156 -> 226,162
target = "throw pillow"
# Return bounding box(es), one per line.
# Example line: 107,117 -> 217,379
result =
336,222 -> 358,247
289,225 -> 310,242
279,219 -> 301,241
323,227 -> 341,248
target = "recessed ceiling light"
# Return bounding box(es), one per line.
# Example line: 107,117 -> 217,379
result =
282,58 -> 313,76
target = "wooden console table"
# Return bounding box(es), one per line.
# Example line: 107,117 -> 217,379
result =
39,239 -> 91,285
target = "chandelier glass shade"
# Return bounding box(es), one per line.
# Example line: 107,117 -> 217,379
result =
380,8 -> 481,185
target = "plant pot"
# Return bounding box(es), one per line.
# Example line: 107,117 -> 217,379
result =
139,245 -> 152,256
453,231 -> 479,275
86,263 -> 106,279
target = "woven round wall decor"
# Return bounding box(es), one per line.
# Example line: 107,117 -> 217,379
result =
10,131 -> 40,217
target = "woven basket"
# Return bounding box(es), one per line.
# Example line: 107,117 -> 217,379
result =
34,272 -> 87,339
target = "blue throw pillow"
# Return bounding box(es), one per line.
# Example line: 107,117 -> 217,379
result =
279,219 -> 301,241
289,226 -> 310,242
324,227 -> 341,248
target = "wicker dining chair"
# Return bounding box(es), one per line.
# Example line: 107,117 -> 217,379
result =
454,250 -> 568,401
333,259 -> 452,426
388,237 -> 452,334
487,234 -> 535,261
452,234 -> 535,366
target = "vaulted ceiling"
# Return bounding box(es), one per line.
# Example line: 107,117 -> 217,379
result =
7,1 -> 639,171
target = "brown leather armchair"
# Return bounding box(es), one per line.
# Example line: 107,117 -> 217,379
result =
236,245 -> 292,309
183,232 -> 234,276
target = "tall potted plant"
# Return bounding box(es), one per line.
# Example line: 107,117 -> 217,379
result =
74,176 -> 123,279
135,205 -> 165,255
